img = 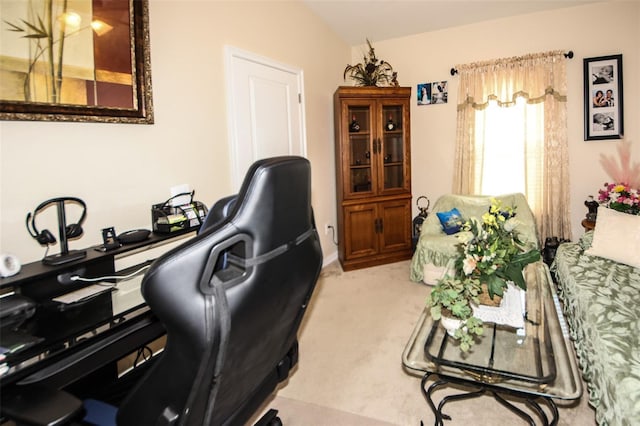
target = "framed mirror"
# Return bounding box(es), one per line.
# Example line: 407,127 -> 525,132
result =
0,0 -> 153,124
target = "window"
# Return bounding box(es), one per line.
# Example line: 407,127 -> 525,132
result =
453,50 -> 571,241
473,98 -> 544,213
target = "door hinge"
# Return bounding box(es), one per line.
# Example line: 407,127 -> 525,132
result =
298,93 -> 302,103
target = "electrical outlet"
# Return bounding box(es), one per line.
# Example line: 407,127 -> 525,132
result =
324,224 -> 332,235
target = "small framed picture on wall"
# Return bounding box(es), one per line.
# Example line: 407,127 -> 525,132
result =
417,83 -> 431,105
417,81 -> 447,105
584,54 -> 623,140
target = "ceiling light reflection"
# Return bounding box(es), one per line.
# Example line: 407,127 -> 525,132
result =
90,20 -> 113,36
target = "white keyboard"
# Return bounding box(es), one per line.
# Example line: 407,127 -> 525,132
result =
52,284 -> 114,304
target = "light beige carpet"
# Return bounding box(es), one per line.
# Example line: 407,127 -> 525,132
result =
254,260 -> 596,425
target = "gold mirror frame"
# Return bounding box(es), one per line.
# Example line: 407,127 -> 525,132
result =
0,0 -> 153,124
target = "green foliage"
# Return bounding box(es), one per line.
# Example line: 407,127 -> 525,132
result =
4,17 -> 48,39
455,198 -> 540,299
427,198 -> 541,353
343,39 -> 395,87
428,275 -> 481,320
427,275 -> 483,352
3,0 -> 71,103
454,316 -> 484,352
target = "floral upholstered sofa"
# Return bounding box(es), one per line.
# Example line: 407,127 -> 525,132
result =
410,193 -> 539,284
551,207 -> 640,426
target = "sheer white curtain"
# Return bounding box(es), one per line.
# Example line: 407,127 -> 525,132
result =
453,50 -> 571,243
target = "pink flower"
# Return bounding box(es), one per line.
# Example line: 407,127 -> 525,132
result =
597,181 -> 640,214
462,256 -> 477,276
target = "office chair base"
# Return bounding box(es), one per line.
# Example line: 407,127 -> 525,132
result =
254,409 -> 282,426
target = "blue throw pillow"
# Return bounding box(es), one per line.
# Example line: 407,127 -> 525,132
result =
436,208 -> 463,235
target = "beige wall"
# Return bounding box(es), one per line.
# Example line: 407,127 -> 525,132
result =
2,1 -> 639,266
357,1 -> 639,241
0,0 -> 348,264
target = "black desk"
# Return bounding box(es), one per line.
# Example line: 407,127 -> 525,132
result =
0,231 -> 194,402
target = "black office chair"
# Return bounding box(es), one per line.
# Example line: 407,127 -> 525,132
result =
6,156 -> 323,425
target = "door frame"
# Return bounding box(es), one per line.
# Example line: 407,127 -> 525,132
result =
224,46 -> 308,189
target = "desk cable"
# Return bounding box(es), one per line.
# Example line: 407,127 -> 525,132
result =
70,264 -> 151,286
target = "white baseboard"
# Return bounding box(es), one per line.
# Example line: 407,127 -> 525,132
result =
322,250 -> 338,268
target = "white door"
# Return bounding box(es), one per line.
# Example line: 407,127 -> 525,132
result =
225,46 -> 307,189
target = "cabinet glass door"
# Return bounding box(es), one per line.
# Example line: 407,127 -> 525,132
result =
347,105 -> 373,195
381,103 -> 406,191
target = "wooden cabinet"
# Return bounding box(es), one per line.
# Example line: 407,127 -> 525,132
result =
334,86 -> 412,270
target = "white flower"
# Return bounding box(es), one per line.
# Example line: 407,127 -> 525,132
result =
481,253 -> 495,263
456,232 -> 473,244
503,218 -> 518,232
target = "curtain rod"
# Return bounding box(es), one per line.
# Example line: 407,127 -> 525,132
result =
450,50 -> 574,76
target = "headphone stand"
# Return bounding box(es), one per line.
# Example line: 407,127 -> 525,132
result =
43,250 -> 87,266
42,200 -> 86,266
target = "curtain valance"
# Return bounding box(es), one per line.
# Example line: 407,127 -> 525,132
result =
455,50 -> 568,110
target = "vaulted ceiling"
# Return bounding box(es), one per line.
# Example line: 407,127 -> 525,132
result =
302,0 -> 603,45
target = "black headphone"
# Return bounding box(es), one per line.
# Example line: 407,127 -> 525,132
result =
25,197 -> 87,246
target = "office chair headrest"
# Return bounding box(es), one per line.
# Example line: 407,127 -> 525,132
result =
205,156 -> 313,255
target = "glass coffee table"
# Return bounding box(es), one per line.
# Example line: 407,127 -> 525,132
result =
402,262 -> 582,425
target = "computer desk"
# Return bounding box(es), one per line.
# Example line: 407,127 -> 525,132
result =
0,231 -> 195,404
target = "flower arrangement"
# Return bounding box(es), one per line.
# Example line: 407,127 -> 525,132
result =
343,39 -> 398,87
597,183 -> 640,215
596,140 -> 640,216
427,198 -> 540,352
455,199 -> 541,300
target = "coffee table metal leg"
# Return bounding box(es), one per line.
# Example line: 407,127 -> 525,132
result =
421,373 -> 447,425
437,387 -> 485,421
527,397 -> 559,426
524,398 -> 551,425
420,372 -> 560,426
493,392 -> 537,425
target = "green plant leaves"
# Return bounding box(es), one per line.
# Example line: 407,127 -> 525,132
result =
427,198 -> 543,353
343,39 -> 396,87
4,17 -> 48,39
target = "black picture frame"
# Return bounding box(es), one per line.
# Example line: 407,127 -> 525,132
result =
0,0 -> 153,124
583,54 -> 623,140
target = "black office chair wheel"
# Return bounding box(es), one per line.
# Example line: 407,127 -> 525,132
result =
255,409 -> 282,426
269,416 -> 283,426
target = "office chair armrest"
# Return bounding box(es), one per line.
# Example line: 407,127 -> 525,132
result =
1,384 -> 83,426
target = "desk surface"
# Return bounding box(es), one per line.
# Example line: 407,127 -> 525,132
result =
402,262 -> 582,400
0,229 -> 196,290
0,272 -> 150,387
0,230 -> 199,393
